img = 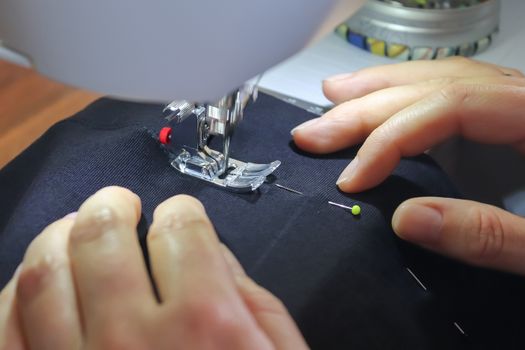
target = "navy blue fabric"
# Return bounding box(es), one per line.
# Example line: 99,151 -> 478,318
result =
1,94 -> 524,349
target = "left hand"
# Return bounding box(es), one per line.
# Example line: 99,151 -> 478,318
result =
0,187 -> 307,350
292,57 -> 525,275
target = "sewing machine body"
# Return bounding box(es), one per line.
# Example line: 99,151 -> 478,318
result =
0,0 -> 365,191
0,0 -> 363,102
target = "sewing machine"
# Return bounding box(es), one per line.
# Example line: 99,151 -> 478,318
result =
0,0 -> 365,191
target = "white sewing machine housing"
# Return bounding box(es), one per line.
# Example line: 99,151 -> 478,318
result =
0,0 -> 365,191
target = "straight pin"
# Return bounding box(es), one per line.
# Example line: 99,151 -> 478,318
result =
406,267 -> 428,291
328,201 -> 353,211
328,201 -> 362,216
454,322 -> 467,336
275,184 -> 303,195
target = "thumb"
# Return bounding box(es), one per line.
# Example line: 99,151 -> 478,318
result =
392,197 -> 525,275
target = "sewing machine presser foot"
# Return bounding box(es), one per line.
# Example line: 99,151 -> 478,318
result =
159,91 -> 280,192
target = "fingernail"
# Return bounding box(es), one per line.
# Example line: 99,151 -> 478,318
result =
324,72 -> 355,83
392,204 -> 443,245
290,118 -> 321,135
337,156 -> 359,186
64,212 -> 78,220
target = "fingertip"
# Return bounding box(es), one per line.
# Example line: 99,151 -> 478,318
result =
322,78 -> 365,105
291,118 -> 333,154
392,200 -> 443,245
322,80 -> 346,105
392,198 -> 525,274
152,194 -> 207,225
336,157 -> 362,193
173,194 -> 207,214
323,70 -> 391,103
292,116 -> 366,155
81,186 -> 142,223
95,186 -> 141,207
290,118 -> 321,136
323,71 -> 360,103
324,72 -> 356,83
336,178 -> 367,194
291,128 -> 330,154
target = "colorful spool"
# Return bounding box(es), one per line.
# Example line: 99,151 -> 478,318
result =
337,0 -> 499,61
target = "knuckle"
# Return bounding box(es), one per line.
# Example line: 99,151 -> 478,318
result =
155,195 -> 206,217
71,206 -> 123,243
428,76 -> 459,86
444,56 -> 502,76
92,324 -> 146,350
465,207 -> 505,262
172,215 -> 212,232
89,206 -> 121,227
16,257 -> 64,301
178,298 -> 243,338
444,56 -> 476,69
173,194 -> 205,210
367,121 -> 397,150
438,83 -> 469,103
150,208 -> 212,241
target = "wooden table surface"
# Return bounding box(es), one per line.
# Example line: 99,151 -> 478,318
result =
0,60 -> 100,169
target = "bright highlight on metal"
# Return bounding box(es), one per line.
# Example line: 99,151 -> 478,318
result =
406,267 -> 428,291
454,322 -> 467,336
275,184 -> 304,195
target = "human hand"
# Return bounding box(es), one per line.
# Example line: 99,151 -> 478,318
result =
0,187 -> 307,350
292,57 -> 525,275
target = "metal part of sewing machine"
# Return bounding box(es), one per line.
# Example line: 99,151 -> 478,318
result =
159,83 -> 280,192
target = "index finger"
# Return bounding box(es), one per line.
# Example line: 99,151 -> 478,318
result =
337,82 -> 525,193
69,186 -> 155,334
323,57 -> 523,104
147,195 -> 273,348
